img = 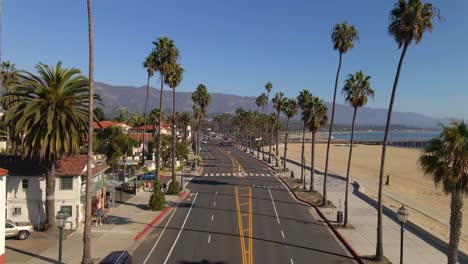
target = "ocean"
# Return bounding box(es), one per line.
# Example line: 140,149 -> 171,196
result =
330,131 -> 441,141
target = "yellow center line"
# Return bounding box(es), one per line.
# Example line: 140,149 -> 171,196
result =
218,147 -> 244,174
235,185 -> 253,264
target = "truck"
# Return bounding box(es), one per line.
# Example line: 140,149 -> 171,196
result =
5,220 -> 34,240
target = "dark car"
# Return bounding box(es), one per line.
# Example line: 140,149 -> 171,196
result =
137,173 -> 155,180
99,251 -> 132,264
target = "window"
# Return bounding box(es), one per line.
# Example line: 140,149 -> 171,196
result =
12,207 -> 21,216
60,206 -> 72,218
60,177 -> 73,190
5,223 -> 14,229
22,179 -> 28,189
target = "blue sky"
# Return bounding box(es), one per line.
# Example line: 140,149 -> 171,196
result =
2,0 -> 467,119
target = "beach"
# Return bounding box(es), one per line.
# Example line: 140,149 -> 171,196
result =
271,139 -> 468,251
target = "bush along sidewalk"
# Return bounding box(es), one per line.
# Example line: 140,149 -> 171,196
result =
167,181 -> 180,195
148,179 -> 165,211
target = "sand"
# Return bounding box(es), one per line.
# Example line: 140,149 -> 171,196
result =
269,139 -> 468,252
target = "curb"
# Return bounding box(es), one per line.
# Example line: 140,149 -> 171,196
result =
241,146 -> 364,264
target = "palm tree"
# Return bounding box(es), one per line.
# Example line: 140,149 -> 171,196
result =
341,71 -> 374,227
375,1 -> 439,260
177,112 -> 191,143
94,107 -> 106,122
419,121 -> 467,264
0,60 -> 20,154
192,84 -> 211,168
303,97 -> 328,192
323,21 -> 359,207
268,113 -> 275,163
3,62 -> 94,231
165,63 -> 184,188
142,52 -> 156,165
264,82 -> 272,114
272,92 -> 285,167
255,93 -> 267,158
282,99 -> 298,171
297,90 -> 313,184
152,37 -> 180,181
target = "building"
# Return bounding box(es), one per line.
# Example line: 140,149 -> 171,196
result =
1,155 -> 109,230
0,168 -> 8,264
93,121 -> 131,133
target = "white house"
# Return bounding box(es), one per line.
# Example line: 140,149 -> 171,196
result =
0,168 -> 8,264
1,155 -> 109,230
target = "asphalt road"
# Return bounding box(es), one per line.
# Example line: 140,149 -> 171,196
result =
132,140 -> 357,264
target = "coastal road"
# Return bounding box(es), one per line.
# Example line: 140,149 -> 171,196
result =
132,140 -> 357,264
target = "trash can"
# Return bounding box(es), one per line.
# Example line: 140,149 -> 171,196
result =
337,210 -> 343,224
291,171 -> 294,178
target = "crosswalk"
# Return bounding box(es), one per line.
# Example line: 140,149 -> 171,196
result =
203,172 -> 273,177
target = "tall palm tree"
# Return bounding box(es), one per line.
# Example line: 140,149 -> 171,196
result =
83,1 -> 95,262
303,97 -> 328,192
192,84 -> 211,166
323,21 -> 359,207
268,113 -> 276,163
341,71 -> 374,227
264,82 -> 272,114
3,62 -> 94,230
282,99 -> 298,171
375,1 -> 439,260
419,121 -> 467,264
0,61 -> 20,155
297,90 -> 313,184
165,63 -> 184,188
142,52 -> 156,165
255,93 -> 267,158
152,37 -> 180,181
94,107 -> 106,122
272,92 -> 285,167
177,112 -> 191,143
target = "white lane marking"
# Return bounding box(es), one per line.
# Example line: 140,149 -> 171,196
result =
266,174 -> 271,177
211,215 -> 214,222
255,173 -> 259,176
183,177 -> 193,189
213,201 -> 216,207
268,187 -> 281,224
216,173 -> 219,176
290,259 -> 294,264
208,235 -> 211,244
222,173 -> 225,176
227,173 -> 231,176
142,207 -> 179,264
210,173 -> 214,176
163,192 -> 199,264
281,230 -> 285,239
261,173 -> 265,176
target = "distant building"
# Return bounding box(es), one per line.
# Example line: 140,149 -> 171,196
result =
1,155 -> 109,230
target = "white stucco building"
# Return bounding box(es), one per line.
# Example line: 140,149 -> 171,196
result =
0,168 -> 7,264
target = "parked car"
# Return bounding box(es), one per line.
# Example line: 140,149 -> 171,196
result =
137,173 -> 155,180
99,251 -> 132,264
5,220 -> 34,240
202,140 -> 207,144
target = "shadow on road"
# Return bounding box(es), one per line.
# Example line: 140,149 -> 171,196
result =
5,246 -> 58,264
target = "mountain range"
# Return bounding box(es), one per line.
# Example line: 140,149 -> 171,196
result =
95,82 -> 448,129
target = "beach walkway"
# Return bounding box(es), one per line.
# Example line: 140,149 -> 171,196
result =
253,149 -> 467,264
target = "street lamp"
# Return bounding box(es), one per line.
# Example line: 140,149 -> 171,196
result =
397,205 -> 409,264
56,210 -> 67,264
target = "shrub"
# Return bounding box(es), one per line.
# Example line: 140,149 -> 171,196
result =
148,179 -> 165,211
167,181 -> 180,195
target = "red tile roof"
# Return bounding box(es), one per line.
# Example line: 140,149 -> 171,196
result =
129,133 -> 154,142
56,155 -> 109,176
132,123 -> 171,130
0,168 -> 8,177
93,121 -> 126,129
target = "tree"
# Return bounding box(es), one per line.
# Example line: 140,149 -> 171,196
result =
419,122 -> 467,264
297,90 -> 313,184
323,21 -> 359,207
94,107 -> 106,122
282,98 -> 298,170
0,60 -> 20,154
303,97 -> 328,192
272,92 -> 285,167
165,63 -> 184,192
192,84 -> 211,169
264,82 -> 272,114
3,62 -> 95,231
152,37 -> 180,182
375,1 -> 439,260
255,93 -> 268,158
267,113 -> 276,163
96,126 -> 136,167
341,71 -> 374,227
115,107 -> 129,123
177,112 -> 191,143
142,52 -> 156,165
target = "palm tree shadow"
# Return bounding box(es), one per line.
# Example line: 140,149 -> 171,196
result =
179,261 -> 226,264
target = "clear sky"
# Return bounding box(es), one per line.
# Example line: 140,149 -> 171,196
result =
2,0 -> 467,119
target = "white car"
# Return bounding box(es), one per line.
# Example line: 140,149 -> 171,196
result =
5,221 -> 34,240
202,141 -> 207,144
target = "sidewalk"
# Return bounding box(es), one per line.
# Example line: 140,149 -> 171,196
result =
6,187 -> 187,264
251,149 -> 460,264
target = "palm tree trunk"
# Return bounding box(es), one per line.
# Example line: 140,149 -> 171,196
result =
300,122 -> 306,183
184,124 -> 187,143
83,1 -> 94,262
142,74 -> 151,166
323,52 -> 342,207
261,123 -> 265,161
6,126 -> 9,155
155,75 -> 164,181
375,41 -> 409,261
45,160 -> 56,230
309,131 -> 316,192
275,111 -> 280,167
283,117 -> 290,171
171,88 -> 176,184
344,107 -> 357,227
268,122 -> 273,163
448,191 -> 463,264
